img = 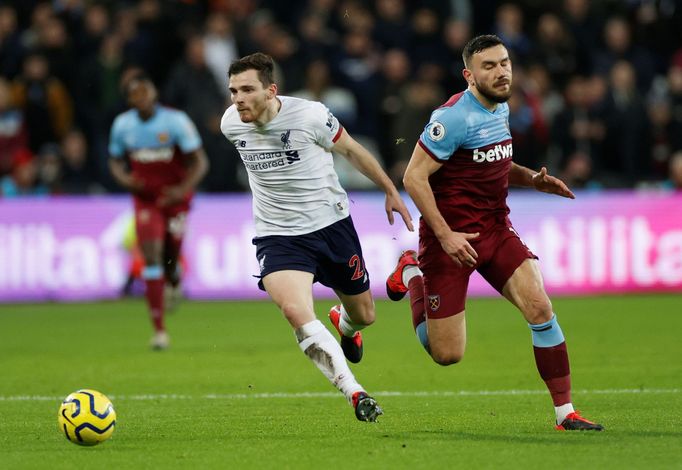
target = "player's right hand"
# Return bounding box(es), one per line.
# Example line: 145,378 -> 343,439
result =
126,177 -> 147,195
439,231 -> 479,268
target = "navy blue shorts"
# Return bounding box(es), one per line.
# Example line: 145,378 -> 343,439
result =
252,216 -> 370,295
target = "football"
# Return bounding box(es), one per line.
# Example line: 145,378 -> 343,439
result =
57,389 -> 116,446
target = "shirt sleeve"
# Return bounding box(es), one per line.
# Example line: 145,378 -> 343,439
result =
418,108 -> 467,161
309,101 -> 343,150
108,116 -> 126,158
172,111 -> 203,153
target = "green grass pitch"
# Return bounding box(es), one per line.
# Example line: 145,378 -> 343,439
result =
1,294 -> 680,469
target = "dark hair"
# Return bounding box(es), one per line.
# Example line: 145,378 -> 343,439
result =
462,34 -> 505,68
228,52 -> 275,87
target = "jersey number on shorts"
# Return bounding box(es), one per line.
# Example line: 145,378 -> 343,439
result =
348,254 -> 365,281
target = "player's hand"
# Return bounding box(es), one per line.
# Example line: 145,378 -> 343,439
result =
439,231 -> 479,268
127,177 -> 146,194
385,191 -> 414,232
532,167 -> 575,199
158,185 -> 187,207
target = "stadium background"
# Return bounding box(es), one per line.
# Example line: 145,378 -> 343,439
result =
1,0 -> 681,301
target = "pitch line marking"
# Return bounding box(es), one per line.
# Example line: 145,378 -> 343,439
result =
0,388 -> 678,402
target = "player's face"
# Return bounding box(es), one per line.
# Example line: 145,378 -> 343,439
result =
228,69 -> 276,123
465,44 -> 512,104
127,80 -> 157,114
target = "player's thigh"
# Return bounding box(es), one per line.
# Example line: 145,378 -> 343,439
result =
164,205 -> 189,243
427,313 -> 467,365
420,247 -> 471,363
419,235 -> 471,319
317,217 -> 371,297
262,270 -> 316,329
502,258 -> 553,324
334,289 -> 375,325
134,202 -> 165,263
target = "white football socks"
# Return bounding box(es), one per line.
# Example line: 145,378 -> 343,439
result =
337,305 -> 365,337
555,402 -> 575,424
296,319 -> 364,402
402,265 -> 422,287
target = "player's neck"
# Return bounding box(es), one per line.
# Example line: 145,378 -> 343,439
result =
468,87 -> 498,112
255,97 -> 282,126
136,104 -> 157,121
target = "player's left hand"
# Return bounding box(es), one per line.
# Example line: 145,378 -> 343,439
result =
385,191 -> 414,231
532,167 -> 575,199
158,185 -> 187,207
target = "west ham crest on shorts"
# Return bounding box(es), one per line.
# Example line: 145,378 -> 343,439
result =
428,294 -> 440,311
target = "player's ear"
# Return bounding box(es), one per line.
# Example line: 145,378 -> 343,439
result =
462,68 -> 473,87
268,83 -> 278,98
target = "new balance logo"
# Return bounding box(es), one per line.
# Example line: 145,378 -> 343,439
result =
472,142 -> 513,163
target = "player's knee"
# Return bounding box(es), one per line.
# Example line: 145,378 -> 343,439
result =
344,298 -> 375,326
430,348 -> 464,366
280,302 -> 309,324
524,295 -> 553,324
357,304 -> 376,326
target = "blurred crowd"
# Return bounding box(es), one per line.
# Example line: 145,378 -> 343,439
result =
1,0 -> 682,197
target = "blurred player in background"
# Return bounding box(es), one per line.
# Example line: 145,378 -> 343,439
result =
387,35 -> 603,431
109,73 -> 208,350
221,53 -> 414,422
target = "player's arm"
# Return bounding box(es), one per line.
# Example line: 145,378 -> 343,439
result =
509,163 -> 575,199
332,128 -> 413,231
403,144 -> 479,268
158,148 -> 209,207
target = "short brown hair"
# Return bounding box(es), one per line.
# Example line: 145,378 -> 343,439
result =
462,34 -> 505,68
228,52 -> 275,87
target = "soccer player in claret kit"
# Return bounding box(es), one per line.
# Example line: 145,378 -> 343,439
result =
221,53 -> 414,422
386,35 -> 603,431
109,73 -> 209,350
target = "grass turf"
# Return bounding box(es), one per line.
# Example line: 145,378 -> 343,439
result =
0,295 -> 680,469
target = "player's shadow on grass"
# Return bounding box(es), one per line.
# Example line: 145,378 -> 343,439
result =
385,431 -> 608,445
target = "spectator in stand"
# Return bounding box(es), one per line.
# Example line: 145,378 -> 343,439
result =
507,66 -> 549,170
665,151 -> 682,190
36,143 -> 62,194
666,65 -> 682,152
333,27 -> 381,137
532,13 -> 577,89
551,75 -> 605,179
526,63 -> 565,126
373,0 -> 410,50
377,48 -> 412,174
0,76 -> 29,176
646,94 -> 673,179
296,10 -> 338,63
441,18 -> 470,93
163,35 -> 225,139
561,0 -> 601,73
592,16 -> 657,94
0,4 -> 25,79
61,128 -> 100,194
408,8 -> 443,68
0,148 -> 47,197
73,3 -> 111,61
11,52 -> 73,153
493,3 -> 532,64
203,13 -> 240,98
560,151 -> 602,190
37,14 -> 77,95
601,60 -> 649,185
291,59 -> 357,129
389,78 -> 444,185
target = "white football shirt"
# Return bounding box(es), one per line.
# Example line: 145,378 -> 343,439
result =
221,95 -> 349,236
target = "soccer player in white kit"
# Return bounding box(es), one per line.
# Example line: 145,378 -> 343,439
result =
221,53 -> 414,421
